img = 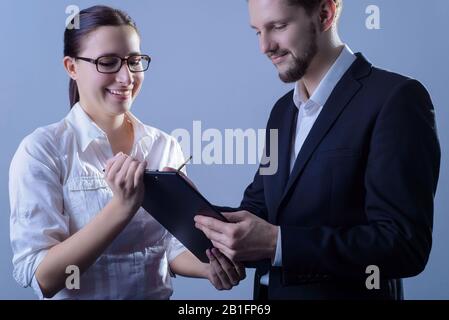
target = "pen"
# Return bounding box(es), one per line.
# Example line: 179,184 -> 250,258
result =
177,155 -> 192,172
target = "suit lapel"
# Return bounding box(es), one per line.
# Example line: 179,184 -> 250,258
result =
277,53 -> 372,213
265,100 -> 298,223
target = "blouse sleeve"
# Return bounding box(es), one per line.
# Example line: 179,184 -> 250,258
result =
9,129 -> 70,291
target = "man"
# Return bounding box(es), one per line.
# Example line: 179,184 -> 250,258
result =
194,0 -> 441,299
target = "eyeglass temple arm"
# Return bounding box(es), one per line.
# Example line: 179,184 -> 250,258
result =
74,57 -> 97,64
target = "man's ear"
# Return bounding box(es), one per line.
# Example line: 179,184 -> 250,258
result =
63,56 -> 78,80
319,0 -> 337,32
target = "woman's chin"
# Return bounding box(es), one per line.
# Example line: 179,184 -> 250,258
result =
106,97 -> 133,111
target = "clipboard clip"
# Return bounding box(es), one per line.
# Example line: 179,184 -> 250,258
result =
177,155 -> 192,172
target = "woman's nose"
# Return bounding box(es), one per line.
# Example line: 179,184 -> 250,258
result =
115,62 -> 133,85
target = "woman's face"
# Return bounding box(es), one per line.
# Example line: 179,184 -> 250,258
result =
70,25 -> 144,118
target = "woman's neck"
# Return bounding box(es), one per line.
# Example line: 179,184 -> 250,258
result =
96,113 -> 127,137
79,102 -> 134,155
108,118 -> 134,155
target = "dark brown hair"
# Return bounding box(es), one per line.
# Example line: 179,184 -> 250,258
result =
286,0 -> 342,20
246,0 -> 343,25
64,5 -> 140,108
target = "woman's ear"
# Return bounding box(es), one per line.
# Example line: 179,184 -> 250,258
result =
63,56 -> 77,80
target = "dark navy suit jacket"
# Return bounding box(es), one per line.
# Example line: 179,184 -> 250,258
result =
224,53 -> 440,300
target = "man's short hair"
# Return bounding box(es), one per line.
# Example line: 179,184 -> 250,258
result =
286,0 -> 342,23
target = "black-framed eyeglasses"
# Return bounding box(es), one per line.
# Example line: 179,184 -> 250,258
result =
74,54 -> 151,74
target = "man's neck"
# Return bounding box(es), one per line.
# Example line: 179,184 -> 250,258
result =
302,44 -> 345,99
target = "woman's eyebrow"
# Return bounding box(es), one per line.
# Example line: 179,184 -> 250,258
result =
97,51 -> 141,57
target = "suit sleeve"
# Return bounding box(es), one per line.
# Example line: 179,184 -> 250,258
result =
281,79 -> 441,279
238,169 -> 269,220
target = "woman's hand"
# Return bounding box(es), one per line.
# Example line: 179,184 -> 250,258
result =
104,152 -> 147,215
205,248 -> 246,290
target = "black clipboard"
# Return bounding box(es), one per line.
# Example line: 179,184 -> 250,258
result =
142,170 -> 227,263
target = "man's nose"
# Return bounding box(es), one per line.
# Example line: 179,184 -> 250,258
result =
259,34 -> 277,55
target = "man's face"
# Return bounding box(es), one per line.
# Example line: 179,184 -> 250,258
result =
249,0 -> 319,83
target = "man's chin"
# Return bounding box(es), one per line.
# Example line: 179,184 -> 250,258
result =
278,71 -> 303,83
277,63 -> 308,83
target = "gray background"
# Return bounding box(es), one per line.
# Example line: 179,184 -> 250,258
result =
0,0 -> 447,299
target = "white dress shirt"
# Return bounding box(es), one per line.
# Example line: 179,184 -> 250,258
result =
260,45 -> 356,286
9,102 -> 187,299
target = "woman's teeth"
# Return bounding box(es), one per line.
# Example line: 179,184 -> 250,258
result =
106,89 -> 131,97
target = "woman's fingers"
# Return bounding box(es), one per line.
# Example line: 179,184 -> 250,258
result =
207,248 -> 242,290
233,261 -> 246,281
104,154 -> 147,214
105,152 -> 124,175
211,248 -> 241,285
105,154 -> 146,192
206,249 -> 224,290
134,160 -> 147,188
104,152 -> 123,173
125,159 -> 139,187
106,153 -> 128,181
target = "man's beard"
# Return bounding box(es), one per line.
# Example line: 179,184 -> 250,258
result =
278,23 -> 318,83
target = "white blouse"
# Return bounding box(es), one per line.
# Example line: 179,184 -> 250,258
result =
9,102 -> 187,299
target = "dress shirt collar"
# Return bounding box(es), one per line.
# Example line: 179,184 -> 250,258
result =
293,45 -> 356,111
65,102 -> 150,152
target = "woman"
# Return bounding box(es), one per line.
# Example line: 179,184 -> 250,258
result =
9,5 -> 244,299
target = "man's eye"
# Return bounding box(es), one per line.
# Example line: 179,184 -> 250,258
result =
274,24 -> 287,30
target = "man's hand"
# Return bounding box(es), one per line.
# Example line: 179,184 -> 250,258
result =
194,211 -> 279,262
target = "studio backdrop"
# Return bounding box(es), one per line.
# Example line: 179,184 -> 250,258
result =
0,0 -> 447,299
